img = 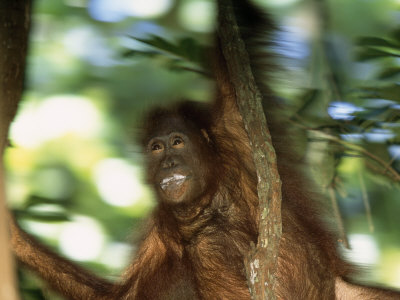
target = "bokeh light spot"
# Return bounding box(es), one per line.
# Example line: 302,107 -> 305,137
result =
178,0 -> 215,32
343,234 -> 379,265
59,216 -> 105,261
10,95 -> 103,148
88,0 -> 173,22
93,158 -> 145,207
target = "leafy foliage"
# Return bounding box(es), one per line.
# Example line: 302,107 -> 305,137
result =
124,35 -> 210,76
356,36 -> 400,61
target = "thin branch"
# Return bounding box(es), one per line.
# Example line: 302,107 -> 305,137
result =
328,187 -> 350,249
358,171 -> 374,233
307,129 -> 400,182
383,152 -> 400,175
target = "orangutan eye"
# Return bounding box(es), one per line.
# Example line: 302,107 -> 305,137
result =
151,142 -> 164,153
172,137 -> 184,149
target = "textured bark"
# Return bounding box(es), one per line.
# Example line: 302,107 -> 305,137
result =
0,1 -> 32,299
216,0 -> 282,299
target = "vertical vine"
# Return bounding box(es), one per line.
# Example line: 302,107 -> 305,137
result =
216,0 -> 282,298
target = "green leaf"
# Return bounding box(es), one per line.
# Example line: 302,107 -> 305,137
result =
135,35 -> 177,54
124,35 -> 211,75
378,84 -> 400,102
357,37 -> 399,48
356,47 -> 400,61
122,49 -> 160,58
130,35 -> 207,66
391,28 -> 400,44
356,35 -> 400,61
360,84 -> 400,102
378,67 -> 400,80
20,288 -> 46,300
24,194 -> 69,209
14,209 -> 70,222
356,106 -> 391,120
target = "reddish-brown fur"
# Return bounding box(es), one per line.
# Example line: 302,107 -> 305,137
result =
9,1 -> 400,299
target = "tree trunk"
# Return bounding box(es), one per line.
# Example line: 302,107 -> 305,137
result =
0,1 -> 32,299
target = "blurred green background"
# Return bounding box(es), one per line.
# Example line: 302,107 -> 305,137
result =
5,0 -> 400,298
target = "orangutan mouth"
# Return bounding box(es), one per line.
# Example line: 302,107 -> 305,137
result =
160,174 -> 188,190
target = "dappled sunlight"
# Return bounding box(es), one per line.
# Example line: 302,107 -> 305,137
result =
381,250 -> 400,288
5,91 -> 151,272
126,0 -> 173,18
257,0 -> 300,6
59,216 -> 105,261
21,218 -> 65,241
63,27 -> 116,66
10,95 -> 103,148
343,234 -> 379,265
389,145 -> 400,159
99,242 -> 134,271
88,0 -> 173,22
178,0 -> 215,32
328,102 -> 364,121
93,158 -> 146,207
364,129 -> 396,143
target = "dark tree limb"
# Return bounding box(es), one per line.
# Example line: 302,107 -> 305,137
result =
216,0 -> 282,299
0,1 -> 32,299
